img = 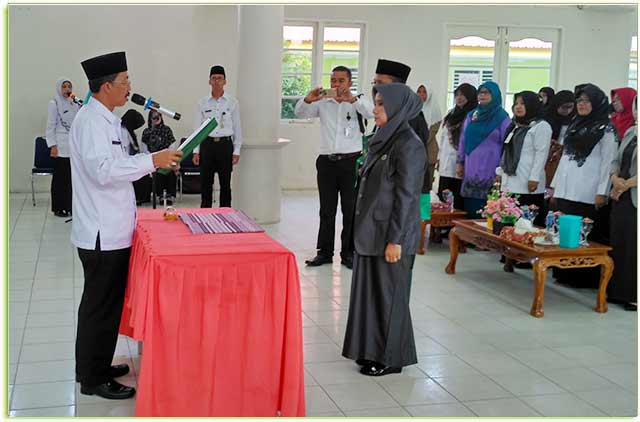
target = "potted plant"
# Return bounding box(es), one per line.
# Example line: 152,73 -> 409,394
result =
480,185 -> 523,235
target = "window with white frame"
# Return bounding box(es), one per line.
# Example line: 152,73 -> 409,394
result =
446,26 -> 558,113
281,22 -> 363,120
629,35 -> 637,89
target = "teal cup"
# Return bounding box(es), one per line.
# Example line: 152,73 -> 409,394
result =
559,214 -> 582,248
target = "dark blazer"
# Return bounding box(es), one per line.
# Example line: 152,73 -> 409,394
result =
353,125 -> 426,256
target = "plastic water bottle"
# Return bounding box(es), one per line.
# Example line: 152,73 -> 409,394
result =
545,211 -> 554,241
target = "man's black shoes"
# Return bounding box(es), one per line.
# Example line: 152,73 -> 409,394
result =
80,379 -> 136,400
76,364 -> 130,382
305,255 -> 332,267
341,256 -> 353,269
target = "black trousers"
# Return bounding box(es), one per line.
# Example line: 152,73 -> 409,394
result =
316,154 -> 358,259
51,157 -> 72,213
152,171 -> 177,198
200,137 -> 233,208
76,234 -> 131,386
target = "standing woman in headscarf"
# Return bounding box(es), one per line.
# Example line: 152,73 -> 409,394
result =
498,91 -> 551,227
343,83 -> 425,377
437,83 -> 477,210
550,83 -> 617,287
538,87 -> 555,110
46,78 -> 80,217
456,81 -> 511,216
142,110 -> 178,203
543,90 -> 576,189
608,95 -> 637,311
416,83 -> 443,196
121,109 -> 151,205
610,87 -> 637,141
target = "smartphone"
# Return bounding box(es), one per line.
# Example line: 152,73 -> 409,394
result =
319,88 -> 337,98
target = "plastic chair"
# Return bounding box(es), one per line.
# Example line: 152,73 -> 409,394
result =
31,137 -> 56,206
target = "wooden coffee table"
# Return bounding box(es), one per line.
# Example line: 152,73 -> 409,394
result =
445,219 -> 614,318
418,209 -> 467,254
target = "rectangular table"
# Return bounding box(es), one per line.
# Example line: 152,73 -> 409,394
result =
418,209 -> 467,254
445,219 -> 613,318
119,208 -> 305,416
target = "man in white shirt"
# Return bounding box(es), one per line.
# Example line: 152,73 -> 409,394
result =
296,66 -> 374,269
192,65 -> 242,208
71,51 -> 182,400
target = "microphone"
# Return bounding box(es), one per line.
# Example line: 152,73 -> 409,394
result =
70,93 -> 83,106
131,93 -> 181,121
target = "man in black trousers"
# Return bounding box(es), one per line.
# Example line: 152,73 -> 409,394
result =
71,51 -> 182,399
193,65 -> 243,207
295,66 -> 374,269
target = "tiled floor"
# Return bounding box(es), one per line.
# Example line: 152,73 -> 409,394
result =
7,191 -> 638,417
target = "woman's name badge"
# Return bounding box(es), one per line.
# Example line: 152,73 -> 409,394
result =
344,126 -> 352,138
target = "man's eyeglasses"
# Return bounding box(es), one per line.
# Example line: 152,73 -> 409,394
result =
111,79 -> 131,86
210,76 -> 225,82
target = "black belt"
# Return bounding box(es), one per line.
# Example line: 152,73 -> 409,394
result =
207,136 -> 232,143
322,152 -> 361,161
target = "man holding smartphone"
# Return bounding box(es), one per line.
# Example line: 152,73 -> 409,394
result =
295,66 -> 374,269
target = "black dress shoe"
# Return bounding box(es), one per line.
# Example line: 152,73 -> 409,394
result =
624,303 -> 637,311
80,379 -> 136,400
360,363 -> 402,377
341,256 -> 353,269
355,359 -> 375,366
109,363 -> 130,378
76,364 -> 130,382
54,211 -> 68,217
305,255 -> 332,267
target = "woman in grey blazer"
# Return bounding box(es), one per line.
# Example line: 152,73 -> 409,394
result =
608,95 -> 637,311
342,83 -> 426,376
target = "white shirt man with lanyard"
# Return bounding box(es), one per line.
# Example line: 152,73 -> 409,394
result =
295,65 -> 374,269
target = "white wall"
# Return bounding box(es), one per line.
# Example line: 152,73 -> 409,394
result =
9,4 -> 637,193
279,4 -> 637,190
9,4 -> 239,192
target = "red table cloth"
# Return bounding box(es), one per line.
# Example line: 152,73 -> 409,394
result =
119,208 -> 305,416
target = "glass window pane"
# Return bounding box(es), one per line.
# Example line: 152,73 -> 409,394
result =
282,50 -> 312,74
281,75 -> 312,97
283,25 -> 313,50
630,36 -> 637,88
281,98 -> 300,119
323,27 -> 360,51
449,36 -> 495,67
508,38 -> 552,68
448,36 -> 495,92
322,51 -> 359,73
506,67 -> 550,93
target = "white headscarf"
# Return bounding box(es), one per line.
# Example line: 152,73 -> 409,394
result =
53,78 -> 78,132
418,83 -> 443,128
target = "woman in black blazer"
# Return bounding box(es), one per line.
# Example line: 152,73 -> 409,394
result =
342,83 -> 426,376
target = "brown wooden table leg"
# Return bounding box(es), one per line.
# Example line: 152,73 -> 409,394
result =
417,220 -> 428,255
530,261 -> 547,318
595,255 -> 614,313
445,228 -> 459,274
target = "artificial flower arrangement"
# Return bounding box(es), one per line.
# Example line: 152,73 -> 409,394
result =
479,183 -> 523,226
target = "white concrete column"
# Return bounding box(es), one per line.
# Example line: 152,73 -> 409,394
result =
232,5 -> 287,224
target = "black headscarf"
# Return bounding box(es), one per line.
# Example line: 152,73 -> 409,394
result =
121,109 -> 145,152
363,83 -> 422,174
501,91 -> 544,175
539,87 -> 555,103
141,110 -> 176,153
563,83 -> 611,167
442,83 -> 478,149
543,90 -> 576,140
